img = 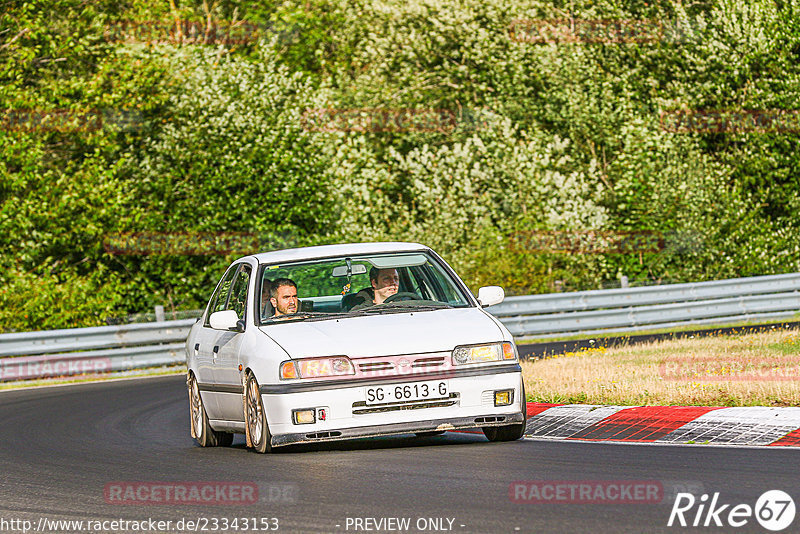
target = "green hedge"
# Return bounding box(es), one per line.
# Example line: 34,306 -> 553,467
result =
2,0 -> 800,331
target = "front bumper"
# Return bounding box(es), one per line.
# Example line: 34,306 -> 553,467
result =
262,363 -> 525,448
271,412 -> 526,447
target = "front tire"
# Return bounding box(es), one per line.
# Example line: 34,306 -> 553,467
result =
483,384 -> 527,442
187,373 -> 233,447
245,373 -> 272,453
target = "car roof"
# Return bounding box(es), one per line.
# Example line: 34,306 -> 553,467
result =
249,242 -> 431,265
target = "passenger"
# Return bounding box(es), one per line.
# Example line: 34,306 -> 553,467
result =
350,268 -> 399,310
270,278 -> 299,317
260,278 -> 273,319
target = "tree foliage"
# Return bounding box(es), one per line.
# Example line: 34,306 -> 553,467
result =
2,0 -> 800,330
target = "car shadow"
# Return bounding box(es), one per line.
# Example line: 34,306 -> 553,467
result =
226,431 -> 491,454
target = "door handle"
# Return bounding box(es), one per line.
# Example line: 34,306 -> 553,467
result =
212,345 -> 219,358
194,343 -> 199,357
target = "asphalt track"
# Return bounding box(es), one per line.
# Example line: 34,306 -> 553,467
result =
1,375 -> 798,534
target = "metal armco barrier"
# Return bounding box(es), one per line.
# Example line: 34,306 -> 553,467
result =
1,273 -> 799,381
487,272 -> 800,338
0,319 -> 196,358
0,320 -> 195,382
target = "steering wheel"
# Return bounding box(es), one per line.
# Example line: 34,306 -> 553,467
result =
383,291 -> 421,303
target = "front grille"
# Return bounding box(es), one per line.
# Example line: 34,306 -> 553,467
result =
305,431 -> 342,439
352,393 -> 460,414
412,356 -> 445,369
474,416 -> 506,423
358,362 -> 394,372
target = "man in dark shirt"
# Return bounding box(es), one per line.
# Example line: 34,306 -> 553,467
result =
350,267 -> 399,310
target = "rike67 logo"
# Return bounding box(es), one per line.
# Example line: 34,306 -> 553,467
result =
668,490 -> 795,531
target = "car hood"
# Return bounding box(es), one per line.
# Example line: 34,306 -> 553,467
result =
258,308 -> 505,359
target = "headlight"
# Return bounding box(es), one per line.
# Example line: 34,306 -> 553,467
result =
452,342 -> 517,365
280,356 -> 355,379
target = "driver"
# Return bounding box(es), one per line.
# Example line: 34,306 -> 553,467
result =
350,267 -> 399,310
270,278 -> 299,316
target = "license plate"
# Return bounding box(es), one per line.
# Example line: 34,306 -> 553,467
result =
364,380 -> 449,405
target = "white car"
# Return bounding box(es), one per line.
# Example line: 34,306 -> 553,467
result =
185,242 -> 526,452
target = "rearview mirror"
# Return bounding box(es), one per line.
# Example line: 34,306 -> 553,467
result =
477,286 -> 504,307
209,310 -> 243,331
332,264 -> 367,277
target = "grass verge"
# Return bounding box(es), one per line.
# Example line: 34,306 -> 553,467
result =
515,316 -> 800,344
522,327 -> 800,406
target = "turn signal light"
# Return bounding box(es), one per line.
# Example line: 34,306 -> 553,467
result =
280,361 -> 298,379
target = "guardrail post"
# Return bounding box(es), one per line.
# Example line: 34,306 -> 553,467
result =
154,305 -> 165,322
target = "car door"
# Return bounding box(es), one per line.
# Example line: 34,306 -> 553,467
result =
213,263 -> 252,422
195,264 -> 238,418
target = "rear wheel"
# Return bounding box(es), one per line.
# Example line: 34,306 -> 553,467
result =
187,373 -> 233,447
483,384 -> 527,442
245,373 -> 272,453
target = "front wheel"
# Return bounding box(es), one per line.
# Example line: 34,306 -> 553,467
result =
483,384 -> 527,442
245,373 -> 272,453
187,373 -> 233,447
483,422 -> 526,442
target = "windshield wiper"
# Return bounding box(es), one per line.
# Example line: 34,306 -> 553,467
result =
262,311 -> 349,324
350,302 -> 452,315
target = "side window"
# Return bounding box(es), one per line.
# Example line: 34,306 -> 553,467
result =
205,266 -> 238,325
259,272 -> 275,322
227,265 -> 252,320
410,262 -> 460,303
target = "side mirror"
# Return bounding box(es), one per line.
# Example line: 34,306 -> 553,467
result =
209,310 -> 243,331
477,286 -> 504,307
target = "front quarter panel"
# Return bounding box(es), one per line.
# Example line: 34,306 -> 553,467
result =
481,307 -> 516,344
185,319 -> 202,371
241,328 -> 291,387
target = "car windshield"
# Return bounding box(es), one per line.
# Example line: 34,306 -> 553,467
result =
258,252 -> 472,323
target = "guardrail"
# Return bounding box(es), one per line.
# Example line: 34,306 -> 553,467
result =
487,272 -> 800,338
1,273 -> 799,381
0,320 -> 195,382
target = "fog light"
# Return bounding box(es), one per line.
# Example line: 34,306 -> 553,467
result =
292,409 -> 316,425
494,390 -> 513,406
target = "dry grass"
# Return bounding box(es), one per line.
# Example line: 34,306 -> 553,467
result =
522,328 -> 800,406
